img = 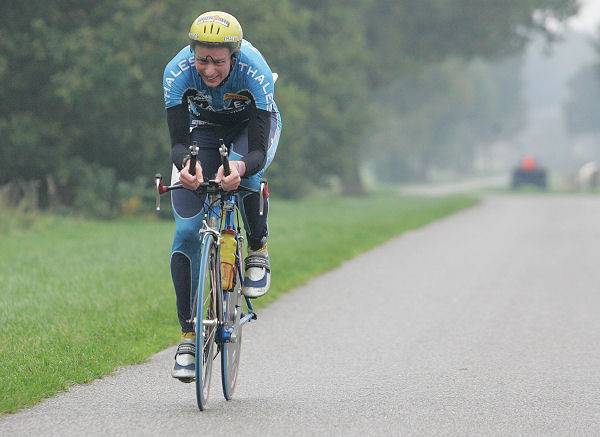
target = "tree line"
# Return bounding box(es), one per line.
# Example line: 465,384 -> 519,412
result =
0,0 -> 578,216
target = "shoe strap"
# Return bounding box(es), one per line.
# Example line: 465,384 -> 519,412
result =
175,342 -> 195,358
245,253 -> 270,271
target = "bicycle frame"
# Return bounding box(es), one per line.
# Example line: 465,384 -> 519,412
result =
221,194 -> 258,328
196,190 -> 257,406
202,192 -> 257,342
154,175 -> 260,332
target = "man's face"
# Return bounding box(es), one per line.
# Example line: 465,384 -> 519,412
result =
193,46 -> 232,88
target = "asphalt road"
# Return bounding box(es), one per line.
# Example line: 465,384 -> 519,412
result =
3,194 -> 600,436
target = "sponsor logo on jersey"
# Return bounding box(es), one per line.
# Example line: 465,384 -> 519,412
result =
224,93 -> 250,101
184,88 -> 211,110
164,56 -> 195,104
224,90 -> 253,111
237,61 -> 274,110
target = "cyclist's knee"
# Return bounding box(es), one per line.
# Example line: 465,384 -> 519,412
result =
177,220 -> 200,241
171,187 -> 205,218
172,219 -> 201,252
240,173 -> 262,191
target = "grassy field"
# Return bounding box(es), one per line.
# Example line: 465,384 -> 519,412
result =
0,193 -> 477,414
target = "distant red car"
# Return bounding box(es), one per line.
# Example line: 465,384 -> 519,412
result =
511,155 -> 547,189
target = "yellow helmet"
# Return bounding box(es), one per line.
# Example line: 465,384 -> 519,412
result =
189,11 -> 243,53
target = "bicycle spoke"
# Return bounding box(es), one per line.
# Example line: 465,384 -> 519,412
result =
221,256 -> 244,400
195,238 -> 219,411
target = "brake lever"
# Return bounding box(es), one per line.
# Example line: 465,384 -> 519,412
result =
155,173 -> 163,211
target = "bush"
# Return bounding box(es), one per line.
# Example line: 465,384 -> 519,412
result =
117,176 -> 164,217
51,159 -> 164,219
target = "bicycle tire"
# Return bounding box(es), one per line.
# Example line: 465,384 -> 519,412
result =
221,245 -> 244,400
194,233 -> 220,410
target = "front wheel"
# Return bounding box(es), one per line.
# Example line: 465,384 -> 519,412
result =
194,234 -> 220,410
221,249 -> 244,400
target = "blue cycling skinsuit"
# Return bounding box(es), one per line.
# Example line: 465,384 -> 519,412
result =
163,39 -> 282,332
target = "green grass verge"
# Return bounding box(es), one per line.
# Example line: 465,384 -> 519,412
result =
0,193 -> 477,414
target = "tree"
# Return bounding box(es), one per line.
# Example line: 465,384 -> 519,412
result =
564,63 -> 600,136
0,0 -> 580,210
368,56 -> 524,182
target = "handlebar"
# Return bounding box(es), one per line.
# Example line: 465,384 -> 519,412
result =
219,139 -> 231,177
155,175 -> 262,212
187,139 -> 229,177
156,178 -> 258,196
155,143 -> 266,214
188,142 -> 199,176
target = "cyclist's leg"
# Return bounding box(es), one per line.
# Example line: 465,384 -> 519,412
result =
170,190 -> 203,334
170,185 -> 203,380
230,111 -> 280,248
170,127 -> 223,379
229,111 -> 281,297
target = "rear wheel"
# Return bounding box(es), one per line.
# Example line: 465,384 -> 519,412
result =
221,246 -> 244,400
194,235 -> 220,411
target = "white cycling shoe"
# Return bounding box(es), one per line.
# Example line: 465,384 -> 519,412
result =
172,334 -> 195,382
242,247 -> 271,298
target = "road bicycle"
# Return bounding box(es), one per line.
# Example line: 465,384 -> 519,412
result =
155,142 -> 265,410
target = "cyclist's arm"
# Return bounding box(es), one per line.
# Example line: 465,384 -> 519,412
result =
163,47 -> 195,170
236,42 -> 275,177
167,103 -> 191,171
241,107 -> 271,177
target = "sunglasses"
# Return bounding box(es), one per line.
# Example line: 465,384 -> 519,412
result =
194,55 -> 227,65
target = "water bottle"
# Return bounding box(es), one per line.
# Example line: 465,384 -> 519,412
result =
220,230 -> 237,290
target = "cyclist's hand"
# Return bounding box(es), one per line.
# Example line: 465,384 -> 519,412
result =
216,161 -> 244,191
179,159 -> 203,190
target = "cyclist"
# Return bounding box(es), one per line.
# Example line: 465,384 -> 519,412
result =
162,11 -> 282,381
